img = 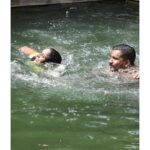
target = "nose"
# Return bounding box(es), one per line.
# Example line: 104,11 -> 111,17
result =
108,58 -> 112,64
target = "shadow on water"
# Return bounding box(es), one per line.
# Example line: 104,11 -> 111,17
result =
11,1 -> 139,150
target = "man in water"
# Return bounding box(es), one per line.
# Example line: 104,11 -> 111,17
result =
19,46 -> 62,65
108,44 -> 139,79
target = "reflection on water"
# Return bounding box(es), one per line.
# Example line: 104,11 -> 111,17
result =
11,1 -> 139,150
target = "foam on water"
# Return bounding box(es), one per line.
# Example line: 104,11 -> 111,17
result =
11,48 -> 139,104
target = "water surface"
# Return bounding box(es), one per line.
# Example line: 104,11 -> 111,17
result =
11,1 -> 139,150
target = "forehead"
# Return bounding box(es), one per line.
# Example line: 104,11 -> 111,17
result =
111,50 -> 123,57
42,48 -> 51,53
42,48 -> 51,55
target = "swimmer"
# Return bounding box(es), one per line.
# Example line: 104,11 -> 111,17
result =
108,44 -> 139,80
19,46 -> 62,65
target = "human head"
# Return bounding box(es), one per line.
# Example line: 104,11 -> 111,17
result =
109,44 -> 136,71
34,48 -> 62,65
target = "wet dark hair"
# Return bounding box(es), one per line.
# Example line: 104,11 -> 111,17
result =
112,44 -> 136,65
45,48 -> 62,64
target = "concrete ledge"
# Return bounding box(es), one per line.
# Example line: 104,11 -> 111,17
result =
127,0 -> 139,4
11,0 -> 100,7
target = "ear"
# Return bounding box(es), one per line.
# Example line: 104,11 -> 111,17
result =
124,60 -> 131,68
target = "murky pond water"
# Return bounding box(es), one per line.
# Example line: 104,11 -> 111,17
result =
11,1 -> 139,150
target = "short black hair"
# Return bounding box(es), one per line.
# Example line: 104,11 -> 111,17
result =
45,48 -> 62,64
112,44 -> 136,65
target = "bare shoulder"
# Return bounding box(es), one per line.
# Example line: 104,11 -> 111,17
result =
118,66 -> 139,81
104,66 -> 139,83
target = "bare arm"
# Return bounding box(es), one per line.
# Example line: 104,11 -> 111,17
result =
19,46 -> 39,56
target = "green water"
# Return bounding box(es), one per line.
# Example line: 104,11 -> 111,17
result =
11,1 -> 139,150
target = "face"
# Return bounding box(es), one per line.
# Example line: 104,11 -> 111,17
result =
34,48 -> 51,65
108,50 -> 129,71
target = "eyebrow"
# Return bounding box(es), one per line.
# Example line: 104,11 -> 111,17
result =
112,56 -> 119,59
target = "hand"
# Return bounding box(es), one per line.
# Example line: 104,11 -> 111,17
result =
133,72 -> 140,80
